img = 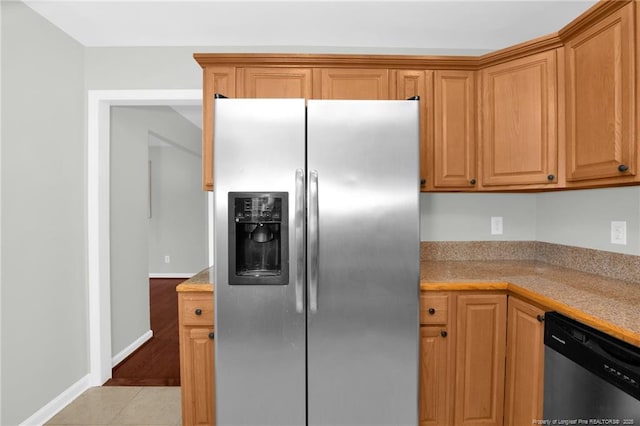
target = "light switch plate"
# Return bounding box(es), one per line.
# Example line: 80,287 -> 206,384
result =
611,221 -> 627,245
491,216 -> 503,235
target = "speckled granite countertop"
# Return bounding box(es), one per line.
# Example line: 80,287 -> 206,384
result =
177,260 -> 640,346
176,267 -> 214,292
422,260 -> 640,346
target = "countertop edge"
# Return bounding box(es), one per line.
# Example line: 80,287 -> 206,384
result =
177,283 -> 214,292
177,267 -> 640,347
423,281 -> 640,347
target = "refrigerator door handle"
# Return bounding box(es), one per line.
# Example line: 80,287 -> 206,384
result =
309,170 -> 319,313
294,168 -> 305,314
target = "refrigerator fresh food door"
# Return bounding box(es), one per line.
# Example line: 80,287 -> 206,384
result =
213,98 -> 306,426
306,100 -> 420,426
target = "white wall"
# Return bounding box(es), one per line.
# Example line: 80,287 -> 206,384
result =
148,131 -> 207,275
537,186 -> 640,255
420,193 -> 537,241
1,2 -> 87,425
421,188 -> 640,256
110,106 -> 207,357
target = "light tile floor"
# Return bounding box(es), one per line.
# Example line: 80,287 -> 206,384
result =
45,386 -> 181,426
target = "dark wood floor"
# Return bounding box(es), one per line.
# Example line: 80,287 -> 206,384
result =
105,278 -> 184,386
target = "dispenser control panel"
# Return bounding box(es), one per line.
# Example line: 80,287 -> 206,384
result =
234,196 -> 283,223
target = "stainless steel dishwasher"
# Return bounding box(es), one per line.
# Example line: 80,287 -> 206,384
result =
544,312 -> 640,424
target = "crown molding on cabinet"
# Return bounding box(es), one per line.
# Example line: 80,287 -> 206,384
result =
558,0 -> 632,41
194,53 -> 480,71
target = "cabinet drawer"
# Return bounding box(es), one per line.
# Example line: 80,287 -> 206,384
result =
181,295 -> 214,326
420,294 -> 449,324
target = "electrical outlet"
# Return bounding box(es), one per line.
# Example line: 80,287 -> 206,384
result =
491,216 -> 503,235
611,221 -> 627,245
164,255 -> 171,264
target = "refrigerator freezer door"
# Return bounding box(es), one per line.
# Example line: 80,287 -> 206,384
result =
306,100 -> 420,426
214,98 -> 306,426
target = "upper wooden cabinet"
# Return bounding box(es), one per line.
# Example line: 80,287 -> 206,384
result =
237,67 -> 313,98
392,70 -> 432,191
202,67 -> 235,191
314,68 -> 389,100
432,70 -> 477,190
564,3 -> 637,185
480,50 -> 559,189
195,2 -> 638,192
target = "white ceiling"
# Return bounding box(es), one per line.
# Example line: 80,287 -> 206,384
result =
24,0 -> 597,54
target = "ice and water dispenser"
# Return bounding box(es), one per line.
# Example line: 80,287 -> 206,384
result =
228,192 -> 289,285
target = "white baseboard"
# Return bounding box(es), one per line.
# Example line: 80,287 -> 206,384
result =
20,374 -> 91,426
148,272 -> 195,279
112,330 -> 153,367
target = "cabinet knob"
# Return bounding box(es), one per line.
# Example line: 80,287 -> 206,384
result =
470,178 -> 476,185
547,174 -> 555,181
420,178 -> 426,186
208,332 -> 215,340
536,314 -> 545,323
618,164 -> 629,172
428,308 -> 436,315
441,330 -> 448,338
195,308 -> 202,316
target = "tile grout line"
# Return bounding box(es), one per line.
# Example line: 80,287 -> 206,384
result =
106,386 -> 145,426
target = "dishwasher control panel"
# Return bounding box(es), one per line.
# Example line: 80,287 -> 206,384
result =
544,312 -> 640,400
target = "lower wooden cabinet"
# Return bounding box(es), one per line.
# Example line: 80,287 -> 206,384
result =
504,296 -> 546,426
178,291 -> 215,426
421,292 -> 544,426
178,289 -> 544,426
454,294 -> 507,426
420,293 -> 454,426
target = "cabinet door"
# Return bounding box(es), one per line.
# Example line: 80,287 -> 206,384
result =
565,4 -> 635,182
420,326 -> 453,426
393,70 -> 432,192
434,70 -> 477,189
202,67 -> 236,191
314,68 -> 389,100
180,327 -> 215,426
481,51 -> 558,188
504,297 -> 545,426
419,291 -> 454,426
454,294 -> 507,426
237,67 -> 313,98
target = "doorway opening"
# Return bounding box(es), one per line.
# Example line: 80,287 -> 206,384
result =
87,90 -> 213,387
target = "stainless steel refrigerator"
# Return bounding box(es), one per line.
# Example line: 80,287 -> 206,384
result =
213,97 -> 420,426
